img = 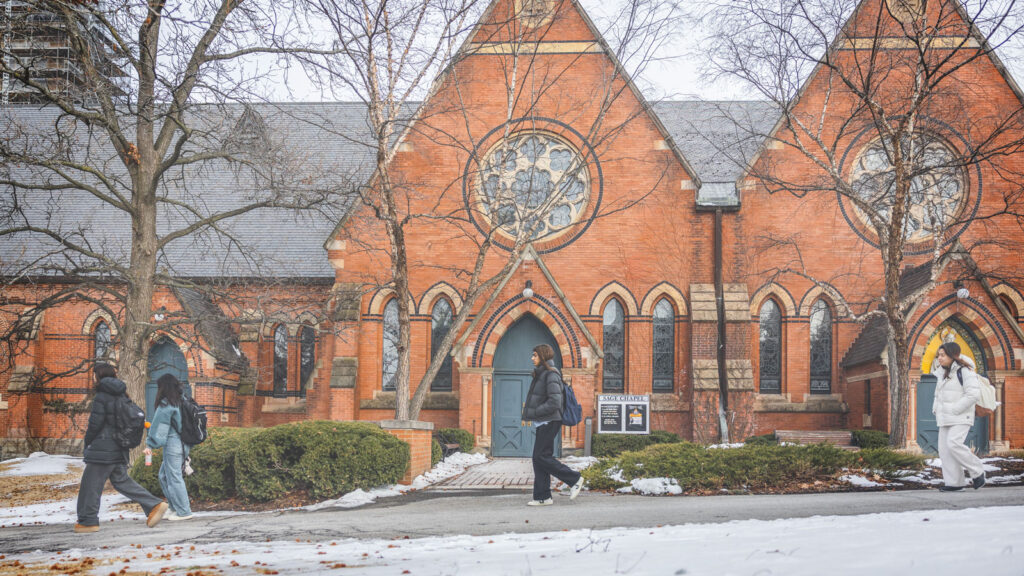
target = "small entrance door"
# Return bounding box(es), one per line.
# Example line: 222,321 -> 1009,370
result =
491,314 -> 562,457
147,338 -> 190,418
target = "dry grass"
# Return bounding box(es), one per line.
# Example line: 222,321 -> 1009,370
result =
0,460 -> 83,508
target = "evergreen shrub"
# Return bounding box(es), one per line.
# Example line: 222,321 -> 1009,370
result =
590,430 -> 682,457
743,433 -> 778,446
855,448 -> 927,478
431,439 -> 443,467
234,421 -> 409,501
851,430 -> 890,449
435,428 -> 475,453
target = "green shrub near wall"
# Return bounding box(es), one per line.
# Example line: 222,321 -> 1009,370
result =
435,428 -> 475,453
431,439 -> 443,467
130,427 -> 263,500
590,430 -> 682,457
743,433 -> 778,446
581,441 -> 918,492
234,421 -> 409,501
851,430 -> 890,449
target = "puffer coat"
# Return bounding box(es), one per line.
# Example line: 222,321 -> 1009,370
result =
82,376 -> 131,465
521,367 -> 564,423
931,355 -> 980,427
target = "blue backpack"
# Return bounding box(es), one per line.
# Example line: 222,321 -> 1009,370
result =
561,377 -> 583,427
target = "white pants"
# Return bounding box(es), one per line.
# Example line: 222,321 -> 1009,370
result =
938,424 -> 985,487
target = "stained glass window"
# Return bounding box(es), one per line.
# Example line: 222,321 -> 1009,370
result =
652,299 -> 674,392
382,299 -> 399,391
273,324 -> 288,395
809,300 -> 832,394
300,325 -> 315,394
603,299 -> 625,392
94,320 -> 111,360
430,299 -> 454,391
759,300 -> 782,393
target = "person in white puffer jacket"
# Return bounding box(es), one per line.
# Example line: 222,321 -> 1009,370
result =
931,342 -> 986,491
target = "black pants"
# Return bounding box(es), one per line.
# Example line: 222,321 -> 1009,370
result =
532,421 -> 581,500
76,462 -> 163,526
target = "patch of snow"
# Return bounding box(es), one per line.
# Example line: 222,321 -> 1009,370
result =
620,477 -> 682,496
605,466 -> 626,483
0,452 -> 83,477
708,443 -> 745,449
988,473 -> 1024,484
841,474 -> 884,488
561,455 -> 598,471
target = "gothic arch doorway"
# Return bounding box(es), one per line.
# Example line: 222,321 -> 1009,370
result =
146,338 -> 191,418
916,319 -> 989,454
491,314 -> 562,457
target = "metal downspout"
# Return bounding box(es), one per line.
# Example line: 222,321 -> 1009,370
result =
714,208 -> 730,443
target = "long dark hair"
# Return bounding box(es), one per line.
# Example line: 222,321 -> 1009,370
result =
533,344 -> 555,373
154,374 -> 183,408
939,342 -> 962,380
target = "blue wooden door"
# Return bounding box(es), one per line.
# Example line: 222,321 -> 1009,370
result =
917,374 -> 989,455
491,314 -> 562,457
146,338 -> 190,418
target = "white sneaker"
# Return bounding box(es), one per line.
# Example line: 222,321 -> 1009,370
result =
526,498 -> 553,506
165,511 -> 194,521
569,477 -> 585,500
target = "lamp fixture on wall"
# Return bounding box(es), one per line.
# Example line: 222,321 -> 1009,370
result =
954,282 -> 970,300
522,280 -> 534,299
153,307 -> 167,322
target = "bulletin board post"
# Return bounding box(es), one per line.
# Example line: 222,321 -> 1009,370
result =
597,394 -> 650,434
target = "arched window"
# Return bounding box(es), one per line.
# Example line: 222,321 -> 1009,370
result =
998,294 -> 1018,319
94,320 -> 111,360
299,325 -> 316,394
809,299 -> 832,394
602,299 -> 625,392
430,299 -> 453,391
759,300 -> 782,394
382,299 -> 399,391
273,324 -> 288,395
652,299 -> 674,392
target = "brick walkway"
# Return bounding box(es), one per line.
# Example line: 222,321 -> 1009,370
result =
431,458 -> 536,490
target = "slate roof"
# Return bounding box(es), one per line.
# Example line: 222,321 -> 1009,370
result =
1,100 -> 777,280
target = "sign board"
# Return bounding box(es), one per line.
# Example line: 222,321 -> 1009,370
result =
597,394 -> 650,434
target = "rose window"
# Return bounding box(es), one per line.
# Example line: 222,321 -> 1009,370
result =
849,135 -> 965,243
478,132 -> 590,240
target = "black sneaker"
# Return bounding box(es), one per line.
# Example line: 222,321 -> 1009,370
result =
972,474 -> 986,489
938,485 -> 965,492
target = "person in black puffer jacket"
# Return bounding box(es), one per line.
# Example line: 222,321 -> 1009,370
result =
521,344 -> 584,506
74,363 -> 167,533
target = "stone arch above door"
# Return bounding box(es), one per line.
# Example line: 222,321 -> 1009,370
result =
471,296 -> 580,369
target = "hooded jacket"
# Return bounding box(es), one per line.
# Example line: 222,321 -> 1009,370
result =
931,355 -> 980,427
521,367 -> 564,423
83,376 -> 130,465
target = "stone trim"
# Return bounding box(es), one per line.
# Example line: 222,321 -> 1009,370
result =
331,283 -> 362,322
798,284 -> 850,318
330,357 -> 358,389
692,359 -> 719,390
417,282 -> 464,315
749,283 -> 797,317
651,393 -> 688,411
260,397 -> 307,413
639,282 -> 689,317
690,284 -> 717,322
8,366 -> 34,392
726,359 -> 754,390
723,284 -> 751,322
379,419 -> 435,431
360,391 -> 459,410
754,393 -> 848,413
589,281 -> 639,316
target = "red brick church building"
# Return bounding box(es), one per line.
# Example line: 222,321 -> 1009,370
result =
2,0 -> 1023,458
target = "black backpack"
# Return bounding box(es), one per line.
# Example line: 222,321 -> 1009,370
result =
110,394 -> 146,449
177,395 -> 208,446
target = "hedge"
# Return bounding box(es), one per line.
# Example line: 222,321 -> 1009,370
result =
590,430 -> 682,457
435,428 -> 475,453
581,441 -> 923,492
431,439 -> 443,467
851,430 -> 890,450
234,421 -> 409,501
130,426 -> 259,501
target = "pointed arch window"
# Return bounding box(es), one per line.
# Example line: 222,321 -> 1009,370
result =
809,299 -> 832,394
273,324 -> 289,396
602,299 -> 625,392
652,299 -> 675,392
430,299 -> 454,391
299,325 -> 316,394
759,300 -> 782,394
382,299 -> 399,391
94,320 -> 111,361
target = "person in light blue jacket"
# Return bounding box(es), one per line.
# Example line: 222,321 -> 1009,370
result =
143,374 -> 193,520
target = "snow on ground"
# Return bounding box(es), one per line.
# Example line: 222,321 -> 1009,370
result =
0,452 -> 83,477
6,506 -> 1023,575
616,477 -> 683,495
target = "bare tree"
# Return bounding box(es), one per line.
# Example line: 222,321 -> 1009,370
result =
0,1 -> 351,430
700,0 -> 1024,446
297,0 -> 687,421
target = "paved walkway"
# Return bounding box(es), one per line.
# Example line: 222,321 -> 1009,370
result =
432,458 -> 536,490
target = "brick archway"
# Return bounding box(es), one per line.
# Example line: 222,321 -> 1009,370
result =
471,295 -> 581,369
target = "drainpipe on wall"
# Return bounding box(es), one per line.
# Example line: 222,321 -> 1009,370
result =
714,208 -> 730,444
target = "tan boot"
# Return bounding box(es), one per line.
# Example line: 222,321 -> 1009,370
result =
147,501 -> 168,528
73,523 -> 99,533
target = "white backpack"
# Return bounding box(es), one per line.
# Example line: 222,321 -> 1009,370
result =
958,368 -> 999,416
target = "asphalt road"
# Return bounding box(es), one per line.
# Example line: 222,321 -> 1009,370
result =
3,485 -> 1024,554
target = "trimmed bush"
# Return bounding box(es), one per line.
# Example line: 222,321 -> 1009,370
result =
234,421 -> 409,501
431,439 -> 443,467
129,427 -> 263,501
855,448 -> 927,479
435,428 -> 475,453
851,430 -> 890,450
591,430 -> 682,457
743,433 -> 778,446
